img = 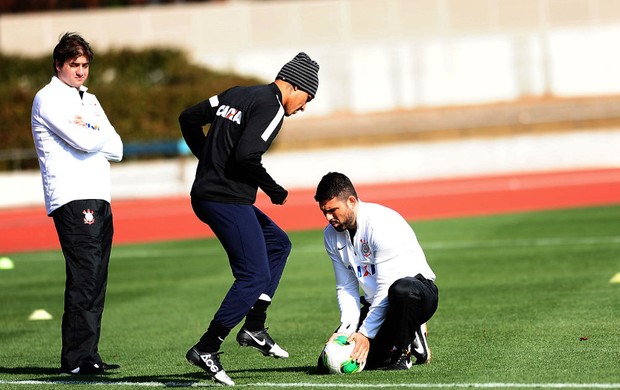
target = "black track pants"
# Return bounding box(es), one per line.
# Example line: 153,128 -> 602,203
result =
52,199 -> 113,370
366,274 -> 439,367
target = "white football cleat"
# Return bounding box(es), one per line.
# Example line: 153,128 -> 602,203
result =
412,323 -> 431,365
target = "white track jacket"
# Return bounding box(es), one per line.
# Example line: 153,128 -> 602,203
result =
323,200 -> 435,339
31,76 -> 123,215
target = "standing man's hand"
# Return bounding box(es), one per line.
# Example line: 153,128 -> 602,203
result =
269,189 -> 288,205
348,332 -> 370,364
271,195 -> 287,205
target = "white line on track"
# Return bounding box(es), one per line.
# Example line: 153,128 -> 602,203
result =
423,236 -> 620,250
12,235 -> 620,263
2,380 -> 620,388
257,384 -> 620,389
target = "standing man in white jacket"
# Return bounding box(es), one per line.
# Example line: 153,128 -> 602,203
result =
314,172 -> 439,371
31,32 -> 123,375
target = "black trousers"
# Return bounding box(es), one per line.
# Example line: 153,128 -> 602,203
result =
51,199 -> 114,370
365,274 -> 439,368
191,199 -> 291,333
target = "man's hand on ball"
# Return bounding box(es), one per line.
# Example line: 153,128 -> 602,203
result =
348,332 -> 369,364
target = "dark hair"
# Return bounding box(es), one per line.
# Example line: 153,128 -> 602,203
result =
53,32 -> 94,74
314,172 -> 358,202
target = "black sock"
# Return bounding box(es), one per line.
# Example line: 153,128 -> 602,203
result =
243,299 -> 271,331
196,321 -> 230,352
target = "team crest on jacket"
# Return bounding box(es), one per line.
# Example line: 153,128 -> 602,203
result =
82,209 -> 95,225
360,239 -> 372,257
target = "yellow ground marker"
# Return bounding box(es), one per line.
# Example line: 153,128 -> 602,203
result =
0,257 -> 14,270
610,273 -> 620,284
29,309 -> 53,321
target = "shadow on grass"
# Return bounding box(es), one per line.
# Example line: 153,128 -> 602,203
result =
0,366 -> 61,375
0,364 -> 322,386
227,365 -> 317,374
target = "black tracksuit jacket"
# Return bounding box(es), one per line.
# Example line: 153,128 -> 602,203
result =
179,83 -> 288,205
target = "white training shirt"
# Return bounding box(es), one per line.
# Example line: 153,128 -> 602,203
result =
323,200 -> 435,339
31,76 -> 123,215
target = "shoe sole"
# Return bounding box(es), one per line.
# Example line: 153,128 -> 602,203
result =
237,339 -> 287,358
421,323 -> 431,364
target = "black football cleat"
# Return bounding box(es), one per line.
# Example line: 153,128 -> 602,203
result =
385,346 -> 413,370
186,347 -> 234,386
61,363 -> 105,375
236,327 -> 289,358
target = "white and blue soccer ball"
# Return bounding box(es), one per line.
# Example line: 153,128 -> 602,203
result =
320,335 -> 365,374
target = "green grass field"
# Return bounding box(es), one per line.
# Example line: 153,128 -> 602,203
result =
1,205 -> 619,389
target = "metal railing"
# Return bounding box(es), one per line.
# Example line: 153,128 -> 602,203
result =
0,139 -> 191,172
0,148 -> 37,170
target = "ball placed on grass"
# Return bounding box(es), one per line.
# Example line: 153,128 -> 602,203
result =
319,335 -> 365,374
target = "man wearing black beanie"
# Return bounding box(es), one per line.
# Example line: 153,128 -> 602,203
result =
179,52 -> 319,386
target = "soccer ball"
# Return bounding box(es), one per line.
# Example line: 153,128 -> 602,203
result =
320,335 -> 365,374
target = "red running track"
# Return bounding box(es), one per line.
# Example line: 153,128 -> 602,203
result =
1,168 -> 619,254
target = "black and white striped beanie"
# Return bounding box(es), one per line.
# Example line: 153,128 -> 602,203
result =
276,52 -> 320,98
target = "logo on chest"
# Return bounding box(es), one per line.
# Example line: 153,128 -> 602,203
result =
216,105 -> 242,124
348,239 -> 376,278
360,239 -> 372,258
